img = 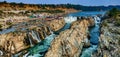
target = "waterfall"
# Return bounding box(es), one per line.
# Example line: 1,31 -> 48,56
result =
36,32 -> 41,42
64,16 -> 77,23
28,33 -> 34,47
26,33 -> 56,57
0,50 -> 3,56
24,25 -> 56,57
23,52 -> 30,57
31,31 -> 41,42
48,27 -> 53,34
93,16 -> 101,26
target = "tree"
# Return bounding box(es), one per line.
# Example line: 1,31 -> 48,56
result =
108,8 -> 120,18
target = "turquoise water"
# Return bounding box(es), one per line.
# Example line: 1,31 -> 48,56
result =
24,16 -> 77,57
12,11 -> 106,57
68,11 -> 105,57
68,11 -> 106,17
25,11 -> 105,57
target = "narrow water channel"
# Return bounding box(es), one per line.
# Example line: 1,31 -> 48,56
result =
23,16 -> 77,57
1,11 -> 105,57
80,16 -> 101,57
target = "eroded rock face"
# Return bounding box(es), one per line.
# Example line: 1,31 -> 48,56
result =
0,32 -> 27,56
45,19 -> 94,57
46,18 -> 65,31
0,26 -> 51,56
92,20 -> 120,57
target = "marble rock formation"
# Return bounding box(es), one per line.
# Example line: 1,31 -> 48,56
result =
0,26 -> 51,56
46,18 -> 65,32
45,19 -> 94,57
92,20 -> 120,57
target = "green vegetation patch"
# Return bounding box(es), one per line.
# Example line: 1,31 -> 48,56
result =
106,8 -> 120,26
108,8 -> 120,18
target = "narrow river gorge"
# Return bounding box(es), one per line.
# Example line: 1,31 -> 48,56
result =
0,11 -> 106,57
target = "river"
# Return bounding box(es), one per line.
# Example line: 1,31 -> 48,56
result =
68,11 -> 106,57
25,11 -> 106,57
1,11 -> 106,57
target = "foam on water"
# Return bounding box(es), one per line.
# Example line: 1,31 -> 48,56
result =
26,32 -> 56,57
64,16 -> 77,23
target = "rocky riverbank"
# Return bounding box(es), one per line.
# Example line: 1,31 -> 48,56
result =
45,18 -> 94,57
0,17 -> 66,56
0,26 -> 51,56
92,19 -> 120,57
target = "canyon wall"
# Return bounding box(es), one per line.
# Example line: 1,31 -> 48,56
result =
0,26 -> 51,56
92,20 -> 120,57
0,18 -> 65,56
45,19 -> 94,57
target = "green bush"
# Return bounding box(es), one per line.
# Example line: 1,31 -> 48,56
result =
115,19 -> 120,26
108,8 -> 120,19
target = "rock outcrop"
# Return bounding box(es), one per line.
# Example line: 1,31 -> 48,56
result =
0,25 -> 51,56
46,18 -> 65,31
45,19 -> 94,57
92,20 -> 120,57
0,18 -> 66,57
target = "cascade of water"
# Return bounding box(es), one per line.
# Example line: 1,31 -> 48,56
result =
23,52 -> 30,57
64,16 -> 77,23
36,32 -> 41,42
31,31 -> 41,42
28,33 -> 33,47
0,50 -> 3,56
48,27 -> 53,34
93,16 -> 101,26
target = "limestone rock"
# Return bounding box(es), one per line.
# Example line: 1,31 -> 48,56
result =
46,18 -> 65,31
0,25 -> 51,56
45,19 -> 94,57
92,20 -> 120,57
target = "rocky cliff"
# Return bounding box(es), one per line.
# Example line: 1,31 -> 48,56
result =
45,19 -> 94,57
45,18 -> 65,32
92,19 -> 120,57
0,26 -> 51,56
0,18 -> 66,56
